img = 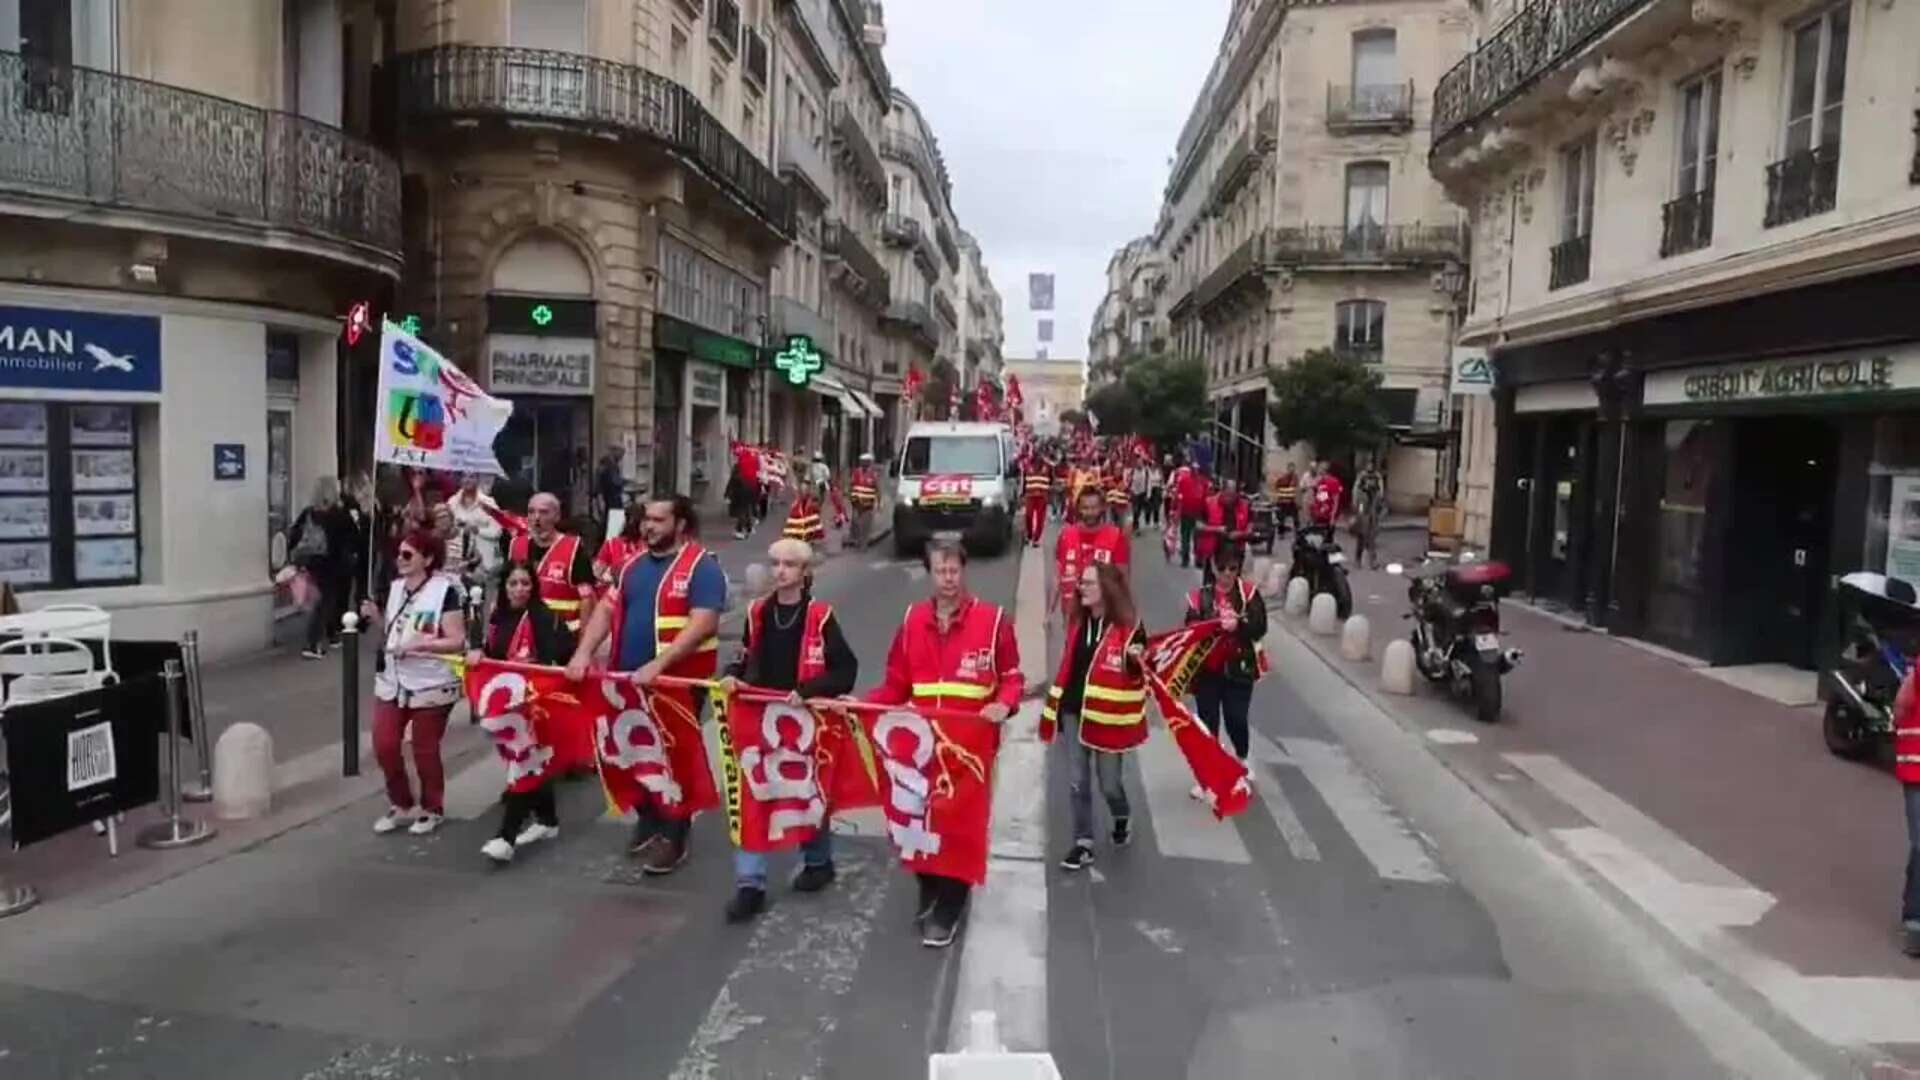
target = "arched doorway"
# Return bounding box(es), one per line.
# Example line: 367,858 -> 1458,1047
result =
487,233 -> 596,517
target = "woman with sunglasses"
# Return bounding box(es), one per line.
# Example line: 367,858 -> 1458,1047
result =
359,528 -> 467,836
469,561 -> 578,864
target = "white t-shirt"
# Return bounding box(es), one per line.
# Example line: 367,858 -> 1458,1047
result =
374,575 -> 464,701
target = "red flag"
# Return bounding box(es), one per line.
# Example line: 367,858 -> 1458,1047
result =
717,695 -> 880,852
466,663 -> 596,794
595,681 -> 720,821
1144,620 -> 1224,700
860,706 -> 1001,886
1147,673 -> 1251,819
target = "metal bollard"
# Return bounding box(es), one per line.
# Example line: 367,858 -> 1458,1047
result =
135,660 -> 217,850
178,630 -> 213,803
340,612 -> 360,777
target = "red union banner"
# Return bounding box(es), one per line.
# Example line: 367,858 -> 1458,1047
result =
1144,620 -> 1222,700
860,707 -> 1001,886
918,473 -> 972,506
466,662 -> 719,820
717,695 -> 881,853
1147,672 -> 1251,819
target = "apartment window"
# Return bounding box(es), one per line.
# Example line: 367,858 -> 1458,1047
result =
508,0 -> 586,51
670,27 -> 690,85
1335,300 -> 1384,364
1663,70 -> 1721,257
890,175 -> 906,213
1344,162 -> 1390,243
709,68 -> 726,116
1767,4 -> 1848,227
1352,29 -> 1397,88
742,100 -> 756,144
1551,136 -> 1595,289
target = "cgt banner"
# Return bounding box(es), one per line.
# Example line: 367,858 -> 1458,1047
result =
715,693 -> 880,853
374,319 -> 514,475
860,705 -> 1000,886
0,677 -> 163,847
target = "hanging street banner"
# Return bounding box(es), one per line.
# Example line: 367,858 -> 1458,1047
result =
1028,273 -> 1055,312
374,319 -> 514,475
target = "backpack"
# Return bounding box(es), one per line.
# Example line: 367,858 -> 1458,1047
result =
291,513 -> 330,565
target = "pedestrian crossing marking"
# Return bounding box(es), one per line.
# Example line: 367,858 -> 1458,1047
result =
442,754 -> 506,821
1246,731 -> 1321,863
1278,736 -> 1447,884
1137,728 -> 1252,864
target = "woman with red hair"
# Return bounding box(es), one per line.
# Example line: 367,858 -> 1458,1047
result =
360,527 -> 468,837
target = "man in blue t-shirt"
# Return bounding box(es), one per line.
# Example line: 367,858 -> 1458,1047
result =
566,493 -> 726,873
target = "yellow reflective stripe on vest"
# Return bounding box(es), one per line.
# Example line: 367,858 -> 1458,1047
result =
1081,684 -> 1145,704
1082,703 -> 1146,726
546,598 -> 581,611
913,681 -> 993,700
657,615 -> 720,651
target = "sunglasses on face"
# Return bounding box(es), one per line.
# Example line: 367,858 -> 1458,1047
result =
397,548 -> 420,561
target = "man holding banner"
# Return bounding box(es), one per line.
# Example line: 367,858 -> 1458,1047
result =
565,494 -> 725,873
862,539 -> 1022,949
715,538 -> 859,923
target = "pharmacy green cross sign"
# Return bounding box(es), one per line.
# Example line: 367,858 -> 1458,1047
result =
774,335 -> 824,386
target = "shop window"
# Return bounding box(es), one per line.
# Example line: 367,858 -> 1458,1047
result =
0,401 -> 140,590
1863,416 -> 1920,582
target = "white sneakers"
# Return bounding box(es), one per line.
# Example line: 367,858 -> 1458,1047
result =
514,822 -> 559,847
408,813 -> 443,836
481,837 -> 514,863
373,806 -> 412,834
1188,784 -> 1206,801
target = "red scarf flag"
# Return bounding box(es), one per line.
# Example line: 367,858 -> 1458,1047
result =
716,694 -> 882,853
1147,672 -> 1251,819
1143,620 -> 1224,700
596,681 -> 721,821
466,663 -> 596,794
860,707 -> 1002,886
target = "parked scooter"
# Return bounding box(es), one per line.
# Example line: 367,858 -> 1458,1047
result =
1289,522 -> 1353,619
1388,553 -> 1522,724
1822,572 -> 1920,760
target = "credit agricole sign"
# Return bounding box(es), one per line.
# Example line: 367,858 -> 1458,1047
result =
1644,345 -> 1918,406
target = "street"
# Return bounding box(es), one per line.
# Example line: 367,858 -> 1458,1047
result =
0,519 -> 1873,1079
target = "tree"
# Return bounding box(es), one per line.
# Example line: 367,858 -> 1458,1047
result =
1058,408 -> 1089,431
1084,380 -> 1138,435
1266,348 -> 1386,461
1083,349 -> 1208,448
919,359 -> 959,418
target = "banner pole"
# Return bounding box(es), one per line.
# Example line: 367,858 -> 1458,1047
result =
136,660 -> 216,850
178,630 -> 213,803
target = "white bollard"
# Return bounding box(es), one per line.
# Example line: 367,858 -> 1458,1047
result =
1249,556 -> 1272,591
743,562 -> 770,598
967,1011 -> 1002,1053
1260,562 -> 1285,598
1381,639 -> 1417,695
212,722 -> 274,820
1283,576 -> 1311,615
1308,592 -> 1340,635
1340,615 -> 1371,661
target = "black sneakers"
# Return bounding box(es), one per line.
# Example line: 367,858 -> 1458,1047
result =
642,837 -> 690,875
921,908 -> 960,948
1111,818 -> 1132,848
792,862 -> 837,893
1059,843 -> 1095,871
725,886 -> 766,923
915,876 -> 938,925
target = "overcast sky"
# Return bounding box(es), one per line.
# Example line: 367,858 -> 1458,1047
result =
878,0 -> 1228,364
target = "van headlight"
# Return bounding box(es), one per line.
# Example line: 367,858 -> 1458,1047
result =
981,493 -> 1004,510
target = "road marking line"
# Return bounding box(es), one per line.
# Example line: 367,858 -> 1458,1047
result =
1279,736 -> 1447,883
1245,731 -> 1320,863
440,755 -> 504,821
1425,728 -> 1479,745
1505,753 -> 1746,889
1137,729 -> 1252,864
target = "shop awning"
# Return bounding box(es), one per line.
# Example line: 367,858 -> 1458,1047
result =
847,388 -> 885,419
811,374 -> 871,419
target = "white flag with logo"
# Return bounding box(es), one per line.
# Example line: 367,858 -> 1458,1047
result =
373,320 -> 514,475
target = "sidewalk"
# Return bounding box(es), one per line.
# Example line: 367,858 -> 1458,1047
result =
1273,546 -> 1920,1069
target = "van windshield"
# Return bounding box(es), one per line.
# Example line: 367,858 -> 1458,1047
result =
901,435 -> 1000,477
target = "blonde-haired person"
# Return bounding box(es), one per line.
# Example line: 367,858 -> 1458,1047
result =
714,536 -> 858,922
289,476 -> 355,659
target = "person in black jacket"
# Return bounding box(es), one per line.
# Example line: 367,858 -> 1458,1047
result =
1183,543 -> 1269,790
471,561 -> 577,865
289,477 -> 358,659
714,537 -> 858,923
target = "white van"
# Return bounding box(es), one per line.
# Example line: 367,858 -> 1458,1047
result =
891,421 -> 1018,557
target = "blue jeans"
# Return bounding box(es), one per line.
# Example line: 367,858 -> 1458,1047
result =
734,831 -> 834,889
1065,712 -> 1130,843
1904,784 -> 1920,926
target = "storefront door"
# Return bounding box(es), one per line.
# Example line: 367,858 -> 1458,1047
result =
1726,416 -> 1837,668
495,398 -> 590,514
1643,419 -> 1726,658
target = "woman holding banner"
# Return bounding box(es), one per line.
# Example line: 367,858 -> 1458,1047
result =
1041,561 -> 1148,872
1183,543 -> 1269,794
472,562 -> 578,865
361,529 -> 468,837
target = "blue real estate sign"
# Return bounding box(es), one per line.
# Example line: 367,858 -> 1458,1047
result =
0,306 -> 162,394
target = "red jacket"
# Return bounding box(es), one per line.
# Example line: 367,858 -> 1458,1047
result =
864,595 -> 1024,713
1056,522 -> 1130,604
1194,494 -> 1251,561
1174,467 -> 1210,515
1310,473 -> 1345,525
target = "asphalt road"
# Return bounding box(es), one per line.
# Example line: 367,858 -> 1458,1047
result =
0,524 -> 1833,1078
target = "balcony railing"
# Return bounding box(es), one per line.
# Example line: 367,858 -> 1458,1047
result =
771,295 -> 834,349
1659,186 -> 1713,257
881,129 -> 952,203
393,45 -> 791,237
1334,342 -> 1384,365
933,289 -> 958,329
1548,234 -> 1591,290
882,300 -> 939,348
1208,100 -> 1278,214
822,218 -> 889,306
830,100 -> 887,207
1267,223 -> 1466,265
1433,0 -> 1652,148
880,213 -> 923,247
0,49 -> 400,261
934,217 -> 959,273
1193,231 -> 1268,314
744,27 -> 770,90
709,0 -> 741,59
1327,82 -> 1414,132
778,130 -> 833,204
1764,145 -> 1839,229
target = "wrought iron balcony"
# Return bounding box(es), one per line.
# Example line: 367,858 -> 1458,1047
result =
1208,101 -> 1278,215
1266,223 -> 1465,265
933,288 -> 958,330
1764,146 -> 1839,229
1193,231 -> 1269,315
880,213 -> 923,247
1548,234 -> 1591,290
830,100 -> 887,208
881,129 -> 952,204
710,0 -> 742,59
1130,293 -> 1155,314
1327,82 -> 1414,133
1433,0 -> 1652,149
934,217 -> 959,273
1333,342 -> 1384,365
882,299 -> 939,349
0,49 -> 400,263
744,27 -> 770,91
778,129 -> 833,205
1659,186 -> 1713,257
771,295 -> 834,349
392,45 -> 791,238
822,218 -> 889,307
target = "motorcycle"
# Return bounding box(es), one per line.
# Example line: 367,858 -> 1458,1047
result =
1289,522 -> 1353,619
1389,553 -> 1522,724
1821,572 -> 1920,760
1245,493 -> 1280,556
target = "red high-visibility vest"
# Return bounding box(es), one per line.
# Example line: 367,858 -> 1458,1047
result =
1042,617 -> 1147,751
747,598 -> 834,684
898,597 -> 1006,712
510,532 -> 585,631
606,541 -> 721,678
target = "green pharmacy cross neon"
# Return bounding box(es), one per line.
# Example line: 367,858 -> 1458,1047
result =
774,335 -> 824,386
530,303 -> 555,328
